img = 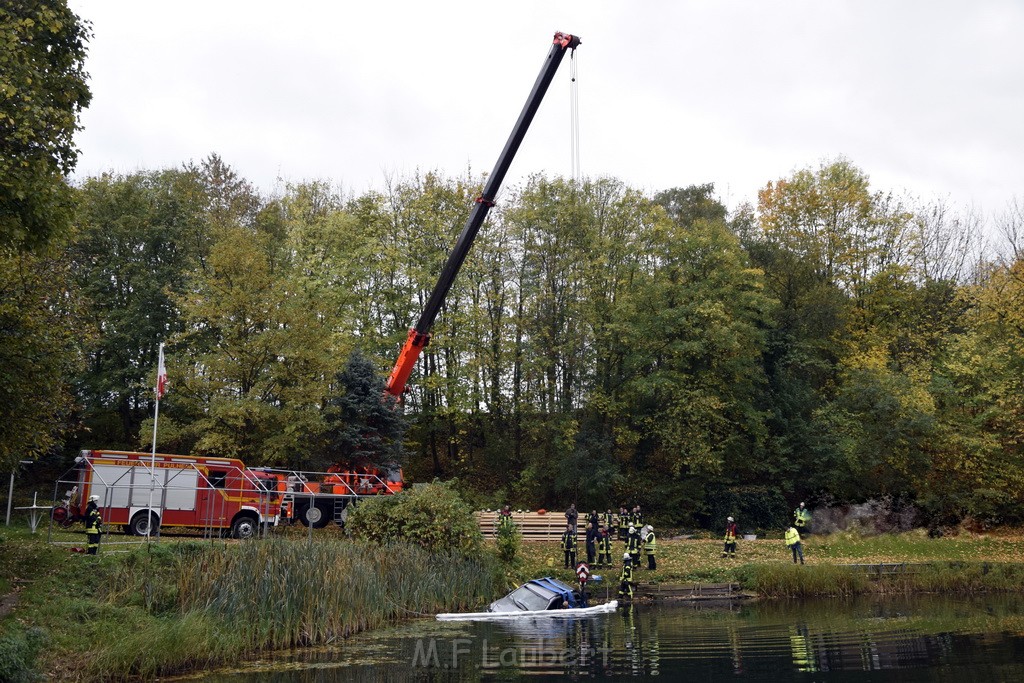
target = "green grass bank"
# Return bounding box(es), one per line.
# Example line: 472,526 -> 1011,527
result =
5,528 -> 1024,681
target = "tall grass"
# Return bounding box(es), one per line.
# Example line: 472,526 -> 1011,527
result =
85,538 -> 501,679
740,561 -> 1024,598
739,564 -> 869,597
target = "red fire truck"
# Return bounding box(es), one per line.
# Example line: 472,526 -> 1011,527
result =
55,450 -> 281,539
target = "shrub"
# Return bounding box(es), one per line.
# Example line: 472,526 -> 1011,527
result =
0,626 -> 48,683
347,480 -> 483,553
495,519 -> 521,565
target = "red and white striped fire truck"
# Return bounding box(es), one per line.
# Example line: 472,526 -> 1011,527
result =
57,450 -> 281,539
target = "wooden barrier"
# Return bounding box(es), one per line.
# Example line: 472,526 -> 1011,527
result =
476,511 -> 590,542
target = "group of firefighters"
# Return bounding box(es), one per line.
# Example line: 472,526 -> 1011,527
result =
498,501 -> 815,602
562,504 -> 656,603
724,502 -> 811,565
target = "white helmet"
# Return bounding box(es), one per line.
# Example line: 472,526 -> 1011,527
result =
727,516 -> 734,522
628,524 -> 635,531
89,495 -> 99,502
623,552 -> 631,559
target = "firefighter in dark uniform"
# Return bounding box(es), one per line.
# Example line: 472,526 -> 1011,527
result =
561,523 -> 578,569
617,506 -> 629,540
585,521 -> 598,565
597,524 -> 613,567
633,505 -> 643,526
85,494 -> 103,555
722,516 -> 738,558
602,508 -> 615,532
618,552 -> 634,600
626,524 -> 641,568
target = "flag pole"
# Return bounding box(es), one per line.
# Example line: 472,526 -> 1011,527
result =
147,343 -> 165,540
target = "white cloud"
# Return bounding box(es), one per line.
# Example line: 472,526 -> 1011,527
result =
69,0 -> 1024,215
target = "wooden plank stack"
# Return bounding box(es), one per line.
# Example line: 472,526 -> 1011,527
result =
475,510 -> 586,542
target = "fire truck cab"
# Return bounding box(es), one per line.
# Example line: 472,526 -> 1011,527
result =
66,450 -> 281,539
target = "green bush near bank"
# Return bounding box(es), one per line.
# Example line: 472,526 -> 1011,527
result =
347,480 -> 484,553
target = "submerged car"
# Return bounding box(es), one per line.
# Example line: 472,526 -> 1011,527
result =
488,577 -> 581,613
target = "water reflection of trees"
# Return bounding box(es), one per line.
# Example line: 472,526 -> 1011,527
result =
206,595 -> 1024,681
483,594 -> 1024,678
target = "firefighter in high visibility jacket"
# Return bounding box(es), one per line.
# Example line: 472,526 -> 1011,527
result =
643,524 -> 657,570
722,516 -> 738,558
561,524 -> 578,569
597,524 -> 613,567
794,502 -> 811,532
617,506 -> 629,540
618,552 -> 634,600
785,526 -> 805,564
626,524 -> 641,567
85,494 -> 102,555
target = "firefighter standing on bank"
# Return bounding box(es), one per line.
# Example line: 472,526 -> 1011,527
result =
585,520 -> 598,565
84,494 -> 102,555
597,523 -> 612,567
722,516 -> 738,558
561,523 -> 578,569
642,524 -> 657,570
602,508 -> 615,533
618,552 -> 634,600
785,525 -> 805,564
794,502 -> 811,532
626,524 -> 641,567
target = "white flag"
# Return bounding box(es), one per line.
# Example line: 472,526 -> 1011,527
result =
156,344 -> 168,399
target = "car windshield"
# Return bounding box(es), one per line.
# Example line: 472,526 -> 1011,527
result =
509,585 -> 554,611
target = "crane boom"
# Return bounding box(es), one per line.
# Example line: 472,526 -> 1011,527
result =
385,31 -> 581,398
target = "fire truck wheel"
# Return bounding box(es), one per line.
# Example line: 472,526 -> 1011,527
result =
231,515 -> 259,539
298,502 -> 331,529
128,511 -> 158,536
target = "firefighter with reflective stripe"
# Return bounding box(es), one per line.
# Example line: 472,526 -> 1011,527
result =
618,552 -> 634,600
722,516 -> 737,558
794,502 -> 811,531
597,524 -> 612,567
643,524 -> 657,570
85,494 -> 102,555
785,526 -> 805,564
632,505 -> 643,527
617,506 -> 629,540
561,524 -> 578,569
625,524 -> 641,567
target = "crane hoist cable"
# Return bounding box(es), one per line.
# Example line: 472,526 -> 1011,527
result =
569,48 -> 582,183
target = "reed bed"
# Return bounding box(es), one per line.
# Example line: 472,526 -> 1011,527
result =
740,561 -> 1024,598
79,538 -> 501,679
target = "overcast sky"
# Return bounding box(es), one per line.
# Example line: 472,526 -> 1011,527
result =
67,0 -> 1023,217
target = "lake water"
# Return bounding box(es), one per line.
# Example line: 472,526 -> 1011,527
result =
194,594 -> 1024,681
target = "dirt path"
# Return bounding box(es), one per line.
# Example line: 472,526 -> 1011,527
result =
0,590 -> 18,618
